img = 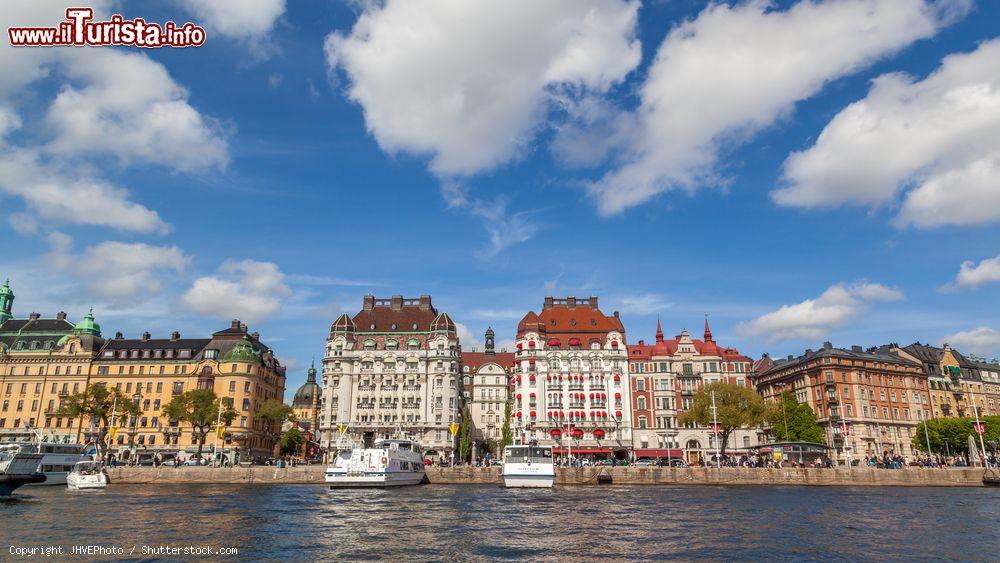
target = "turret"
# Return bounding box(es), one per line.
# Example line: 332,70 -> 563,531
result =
655,319 -> 664,343
72,307 -> 101,337
704,315 -> 713,343
485,327 -> 495,355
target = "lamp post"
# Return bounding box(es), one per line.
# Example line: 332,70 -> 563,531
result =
773,382 -> 790,441
129,389 -> 142,466
710,390 -> 721,469
970,388 -> 990,468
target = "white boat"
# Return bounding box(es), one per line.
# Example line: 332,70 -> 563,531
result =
66,461 -> 108,490
0,445 -> 46,496
11,442 -> 92,486
502,444 -> 555,488
325,439 -> 426,488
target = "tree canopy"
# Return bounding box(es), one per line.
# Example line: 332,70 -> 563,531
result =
459,406 -> 472,462
767,391 -> 827,443
279,427 -> 306,457
679,382 -> 767,455
499,400 -> 513,454
162,389 -> 236,459
256,399 -> 296,456
57,383 -> 142,457
912,416 -> 999,455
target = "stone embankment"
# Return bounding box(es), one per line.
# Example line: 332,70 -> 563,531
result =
105,466 -> 988,487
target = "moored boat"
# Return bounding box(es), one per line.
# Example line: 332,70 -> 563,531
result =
66,461 -> 108,490
502,444 -> 555,488
325,439 -> 426,488
0,445 -> 46,496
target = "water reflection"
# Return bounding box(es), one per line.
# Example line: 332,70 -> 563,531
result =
3,484 -> 998,560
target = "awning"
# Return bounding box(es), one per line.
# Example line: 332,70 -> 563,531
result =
634,448 -> 683,458
553,447 -> 611,454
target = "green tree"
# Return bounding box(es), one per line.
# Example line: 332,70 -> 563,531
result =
256,399 -> 296,457
913,416 -> 1000,455
162,389 -> 237,460
767,391 -> 826,443
679,382 -> 767,456
499,400 -> 513,454
57,383 -> 141,459
279,427 -> 306,457
459,406 -> 472,462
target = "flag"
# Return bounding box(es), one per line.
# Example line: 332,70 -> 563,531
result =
217,427 -> 225,439
109,428 -> 118,440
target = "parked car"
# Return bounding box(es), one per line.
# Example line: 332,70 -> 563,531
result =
659,458 -> 687,467
182,456 -> 208,466
633,459 -> 657,467
594,459 -> 615,466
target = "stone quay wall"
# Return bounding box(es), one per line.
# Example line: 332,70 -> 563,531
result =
105,466 -> 988,487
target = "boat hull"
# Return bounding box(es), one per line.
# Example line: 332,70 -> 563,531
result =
502,473 -> 555,488
67,473 -> 108,490
0,474 -> 47,496
326,471 -> 425,488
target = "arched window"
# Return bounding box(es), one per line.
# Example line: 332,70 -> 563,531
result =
385,339 -> 398,350
407,338 -> 420,350
363,339 -> 377,351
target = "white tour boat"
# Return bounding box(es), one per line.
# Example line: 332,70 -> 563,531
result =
66,461 -> 108,490
0,445 -> 46,495
13,442 -> 93,486
502,444 -> 555,488
325,439 -> 426,488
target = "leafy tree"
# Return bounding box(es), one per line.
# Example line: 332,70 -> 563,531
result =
58,383 -> 141,459
279,427 -> 306,457
459,406 -> 472,462
162,389 -> 236,460
913,416 -> 999,455
679,382 -> 767,456
256,399 -> 296,457
499,400 -> 513,453
767,391 -> 826,443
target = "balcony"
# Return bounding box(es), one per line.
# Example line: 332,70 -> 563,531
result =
357,403 -> 375,410
358,385 -> 376,392
402,403 -> 420,410
381,385 -> 399,392
402,385 -> 421,391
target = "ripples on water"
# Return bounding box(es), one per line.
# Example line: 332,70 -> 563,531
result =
3,484 -> 999,561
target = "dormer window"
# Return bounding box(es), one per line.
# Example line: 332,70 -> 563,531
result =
204,349 -> 218,360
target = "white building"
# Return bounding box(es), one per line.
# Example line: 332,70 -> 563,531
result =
461,328 -> 515,455
320,295 -> 462,461
513,296 -> 633,460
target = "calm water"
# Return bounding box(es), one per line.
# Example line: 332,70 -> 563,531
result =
2,484 -> 999,561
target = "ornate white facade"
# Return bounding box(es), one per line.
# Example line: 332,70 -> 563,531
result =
320,295 -> 462,461
513,296 -> 633,459
461,328 -> 515,451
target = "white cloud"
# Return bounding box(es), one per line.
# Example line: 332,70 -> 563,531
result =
587,0 -> 964,215
470,309 -> 525,321
944,327 -> 1000,357
183,259 -> 292,324
326,0 -> 640,177
456,322 -> 482,350
737,281 -> 904,343
775,37 -> 1000,228
0,149 -> 169,234
46,232 -> 188,308
45,49 -> 228,172
950,255 -> 1000,290
179,0 -> 285,40
615,293 -> 673,315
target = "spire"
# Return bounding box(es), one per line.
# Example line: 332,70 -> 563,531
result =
71,307 -> 101,337
704,314 -> 713,342
0,279 -> 13,324
485,326 -> 495,355
307,358 -> 317,383
655,318 -> 664,343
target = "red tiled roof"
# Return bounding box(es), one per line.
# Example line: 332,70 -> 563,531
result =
516,297 -> 624,340
462,351 -> 516,372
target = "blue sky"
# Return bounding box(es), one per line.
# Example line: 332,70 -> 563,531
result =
2,0 -> 1000,397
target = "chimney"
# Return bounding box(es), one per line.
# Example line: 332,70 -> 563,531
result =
391,295 -> 403,310
589,296 -> 598,309
251,331 -> 259,339
141,331 -> 151,341
363,294 -> 375,311
231,319 -> 240,329
823,341 -> 833,350
115,331 -> 124,339
851,345 -> 862,352
787,355 -> 794,361
56,311 -> 67,320
170,331 -> 180,341
29,312 -> 39,320
613,311 -> 620,319
638,339 -> 645,346
544,296 -> 554,309
240,322 -> 247,332
567,296 -> 576,308
805,349 -> 812,355
419,295 -> 432,310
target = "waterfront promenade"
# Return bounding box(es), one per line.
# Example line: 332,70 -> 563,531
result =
104,465 -> 989,487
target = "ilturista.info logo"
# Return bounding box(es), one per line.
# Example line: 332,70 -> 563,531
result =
7,7 -> 206,48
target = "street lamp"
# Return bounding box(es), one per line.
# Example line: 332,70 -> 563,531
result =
129,389 -> 142,466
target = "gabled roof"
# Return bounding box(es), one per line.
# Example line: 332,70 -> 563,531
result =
462,351 -> 516,373
516,296 -> 624,340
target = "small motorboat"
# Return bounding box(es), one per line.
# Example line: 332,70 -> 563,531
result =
66,461 -> 108,490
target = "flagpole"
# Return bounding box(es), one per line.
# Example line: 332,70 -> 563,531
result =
107,394 -> 118,464
970,388 -> 989,468
213,398 -> 223,467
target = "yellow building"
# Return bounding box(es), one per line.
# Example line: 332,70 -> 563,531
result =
291,361 -> 322,434
896,342 -> 974,418
0,281 -> 287,462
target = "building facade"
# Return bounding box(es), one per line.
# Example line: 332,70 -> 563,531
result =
461,328 -> 515,456
512,296 -> 632,459
0,281 -> 287,461
320,295 -> 462,461
757,342 -> 927,464
628,319 -> 756,464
